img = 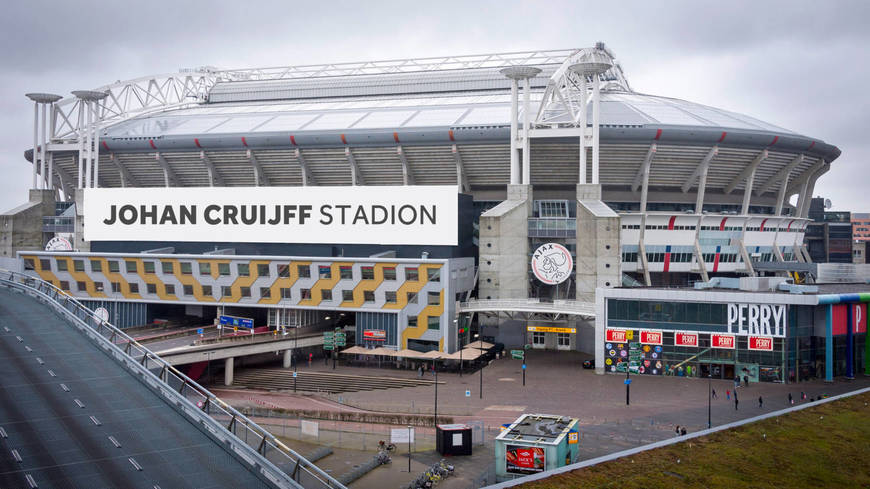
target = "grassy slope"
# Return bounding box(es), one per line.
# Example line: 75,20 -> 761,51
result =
521,392 -> 870,489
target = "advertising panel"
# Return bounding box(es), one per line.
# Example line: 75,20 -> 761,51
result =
505,445 -> 545,475
639,330 -> 662,345
363,329 -> 387,341
605,329 -> 629,343
219,315 -> 254,329
748,336 -> 774,351
831,303 -> 868,335
711,334 -> 736,349
83,186 -> 458,245
527,326 -> 576,334
674,332 -> 699,347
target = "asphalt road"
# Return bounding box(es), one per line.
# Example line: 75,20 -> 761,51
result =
0,288 -> 273,489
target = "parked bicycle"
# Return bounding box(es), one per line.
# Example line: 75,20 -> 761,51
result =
377,440 -> 397,452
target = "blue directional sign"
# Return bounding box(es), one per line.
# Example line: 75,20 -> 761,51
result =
219,315 -> 254,329
465,390 -> 471,397
522,364 -> 527,370
624,379 -> 632,385
196,328 -> 204,335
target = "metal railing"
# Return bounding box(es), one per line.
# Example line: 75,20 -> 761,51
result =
0,269 -> 347,489
459,298 -> 595,317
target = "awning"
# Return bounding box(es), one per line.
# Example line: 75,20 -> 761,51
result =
442,348 -> 483,361
394,349 -> 427,359
465,340 -> 494,350
368,347 -> 398,357
339,346 -> 369,355
420,350 -> 446,359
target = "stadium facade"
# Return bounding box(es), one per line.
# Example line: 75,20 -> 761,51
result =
6,44 -> 843,365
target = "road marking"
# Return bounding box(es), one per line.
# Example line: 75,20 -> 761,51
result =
60,384 -> 70,392
90,416 -> 101,426
47,370 -> 56,377
3,326 -> 9,332
16,336 -> 23,342
0,427 -> 7,438
109,436 -> 121,448
484,405 -> 527,411
129,457 -> 143,471
25,473 -> 37,488
36,357 -> 44,365
74,399 -> 85,409
25,346 -> 32,352
497,377 -> 516,381
11,449 -> 22,462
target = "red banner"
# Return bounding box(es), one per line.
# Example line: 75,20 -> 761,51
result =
606,329 -> 628,343
832,304 -> 868,335
639,330 -> 662,345
674,332 -> 698,347
363,329 -> 386,341
748,336 -> 774,351
711,334 -> 736,349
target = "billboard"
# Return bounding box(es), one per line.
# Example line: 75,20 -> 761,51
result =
639,330 -> 662,345
83,186 -> 458,246
748,336 -> 774,351
363,329 -> 387,341
506,445 -> 545,475
711,334 -> 736,349
674,332 -> 698,347
605,329 -> 631,342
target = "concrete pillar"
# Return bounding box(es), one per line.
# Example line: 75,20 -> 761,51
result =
509,78 -> 519,185
825,305 -> 833,383
224,357 -> 234,386
283,349 -> 292,369
846,303 -> 854,379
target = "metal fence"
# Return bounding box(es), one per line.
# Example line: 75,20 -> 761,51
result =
0,269 -> 347,489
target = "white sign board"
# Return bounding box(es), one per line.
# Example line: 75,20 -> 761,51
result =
94,307 -> 110,322
83,186 -> 458,246
727,303 -> 787,337
300,420 -> 319,437
531,243 -> 573,285
45,236 -> 73,251
391,428 -> 415,444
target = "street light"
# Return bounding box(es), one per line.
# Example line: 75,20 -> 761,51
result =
407,425 -> 412,473
707,373 -> 712,429
474,333 -> 483,399
434,362 -> 438,426
203,351 -> 214,385
625,367 -> 631,406
454,318 -> 462,377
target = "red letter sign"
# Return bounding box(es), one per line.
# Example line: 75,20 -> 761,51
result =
748,336 -> 773,351
674,332 -> 698,347
606,329 -> 627,343
711,334 -> 736,349
639,330 -> 662,345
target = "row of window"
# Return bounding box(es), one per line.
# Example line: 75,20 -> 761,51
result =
407,316 -> 441,330
55,280 -> 440,305
32,258 -> 439,282
623,225 -> 802,232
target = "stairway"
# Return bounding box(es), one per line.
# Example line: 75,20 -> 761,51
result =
216,368 -> 441,393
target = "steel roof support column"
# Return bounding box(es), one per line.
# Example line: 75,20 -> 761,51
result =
40,102 -> 48,189
396,146 -> 416,186
48,103 -> 57,193
800,163 -> 829,218
681,146 -> 717,212
345,147 -> 364,186
591,73 -> 601,184
578,76 -> 587,184
200,151 -> 223,187
93,102 -> 101,188
295,149 -> 315,186
247,150 -> 270,186
522,76 -> 532,185
508,78 -> 519,185
84,101 -> 93,189
76,102 -> 84,188
155,153 -> 178,187
452,145 -> 470,193
31,101 -> 38,189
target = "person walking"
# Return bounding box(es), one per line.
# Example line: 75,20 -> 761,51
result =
726,389 -> 731,400
743,375 -> 749,387
680,426 -> 687,436
758,396 -> 763,408
675,425 -> 681,437
734,376 -> 740,390
788,393 -> 794,405
712,388 -> 718,399
734,391 -> 739,410
801,391 -> 806,401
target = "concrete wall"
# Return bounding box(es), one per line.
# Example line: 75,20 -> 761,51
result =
478,185 -> 532,301
0,189 -> 54,258
575,184 -> 620,302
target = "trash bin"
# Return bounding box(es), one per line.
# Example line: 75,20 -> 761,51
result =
436,424 -> 472,456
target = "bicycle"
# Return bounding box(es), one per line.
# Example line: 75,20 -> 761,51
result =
377,440 -> 396,452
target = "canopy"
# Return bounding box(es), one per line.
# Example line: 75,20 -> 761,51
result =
394,349 -> 427,359
339,346 -> 368,355
465,340 -> 494,350
368,347 -> 398,357
442,348 -> 483,361
420,350 -> 446,359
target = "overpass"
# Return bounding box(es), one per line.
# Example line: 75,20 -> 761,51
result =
0,270 -> 345,489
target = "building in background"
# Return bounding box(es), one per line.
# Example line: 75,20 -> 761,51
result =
852,212 -> 870,242
805,198 -> 853,264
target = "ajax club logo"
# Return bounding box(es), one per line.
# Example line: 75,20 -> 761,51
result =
531,242 -> 573,285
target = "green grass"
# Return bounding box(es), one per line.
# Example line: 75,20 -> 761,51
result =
521,392 -> 870,489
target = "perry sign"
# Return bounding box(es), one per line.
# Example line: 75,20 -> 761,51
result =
727,303 -> 787,338
83,186 -> 458,246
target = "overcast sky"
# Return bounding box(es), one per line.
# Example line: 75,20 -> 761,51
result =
1,0 -> 867,212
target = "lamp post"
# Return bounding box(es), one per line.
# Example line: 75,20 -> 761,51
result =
475,334 -> 484,399
407,425 -> 412,472
434,362 -> 438,427
707,373 -> 712,429
203,351 -> 214,385
455,318 -> 463,377
625,367 -> 630,406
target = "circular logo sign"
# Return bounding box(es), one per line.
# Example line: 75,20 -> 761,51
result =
94,307 -> 109,322
530,243 -> 573,285
45,236 -> 72,251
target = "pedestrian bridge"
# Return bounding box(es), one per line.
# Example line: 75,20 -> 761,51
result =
459,299 -> 596,319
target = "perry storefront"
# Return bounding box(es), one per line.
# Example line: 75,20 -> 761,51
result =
594,282 -> 870,383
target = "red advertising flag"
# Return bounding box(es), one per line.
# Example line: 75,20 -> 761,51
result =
639,330 -> 663,345
711,334 -> 736,349
674,332 -> 698,347
606,329 -> 628,343
748,336 -> 774,351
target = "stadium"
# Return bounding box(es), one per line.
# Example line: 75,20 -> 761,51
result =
5,43 -> 842,365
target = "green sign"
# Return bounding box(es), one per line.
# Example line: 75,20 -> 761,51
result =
323,344 -> 335,350
629,361 -> 640,368
629,342 -> 640,349
615,363 -> 628,372
629,352 -> 642,360
335,339 -> 346,346
510,350 -> 525,360
324,331 -> 334,337
524,344 -> 532,350
335,333 -> 346,339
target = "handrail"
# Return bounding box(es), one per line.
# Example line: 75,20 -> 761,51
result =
0,269 -> 347,489
460,298 -> 595,317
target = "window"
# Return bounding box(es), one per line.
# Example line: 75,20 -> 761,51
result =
129,283 -> 139,294
405,267 -> 419,281
199,262 -> 211,275
364,290 -> 375,302
240,286 -> 251,298
165,284 -> 175,295
427,291 -> 440,305
218,263 -> 230,276
361,266 -> 374,280
321,289 -> 332,301
260,287 -> 272,299
427,317 -> 440,330
300,288 -> 311,300
23,259 -> 34,271
143,261 -> 155,274
180,262 -> 192,275
318,266 -> 331,279
557,333 -> 570,347
111,282 -> 120,293
162,261 -> 173,274
108,260 -> 119,273
74,260 -> 85,272
57,259 -> 68,271
297,264 -> 311,278
280,288 -> 291,299
201,285 -> 212,296
59,281 -> 69,291
383,267 -> 396,280
342,290 -> 354,302
89,260 -> 101,272
532,332 -> 545,345
126,261 -> 137,273
277,264 -> 289,278
426,268 -> 441,282
385,291 -> 397,303
257,264 -> 270,277
408,316 -> 418,328
340,266 -> 353,280
146,283 -> 157,294
407,291 -> 418,304
183,284 -> 193,296
221,286 -> 232,297
237,263 -> 250,276
94,282 -> 104,292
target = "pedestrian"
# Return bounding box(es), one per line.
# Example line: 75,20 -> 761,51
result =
743,375 -> 749,387
680,426 -> 687,436
788,393 -> 793,405
675,425 -> 681,437
418,365 -> 423,378
734,376 -> 740,390
734,397 -> 739,410
712,389 -> 718,399
758,396 -> 763,408
726,389 -> 731,400
801,391 -> 806,400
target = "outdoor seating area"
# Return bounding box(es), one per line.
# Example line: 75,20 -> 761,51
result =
338,341 -> 497,373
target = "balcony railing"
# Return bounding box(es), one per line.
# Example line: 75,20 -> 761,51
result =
528,218 -> 576,238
